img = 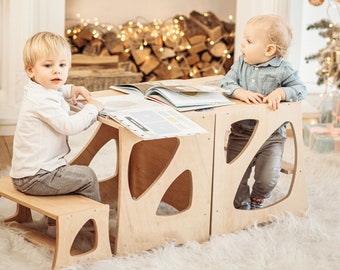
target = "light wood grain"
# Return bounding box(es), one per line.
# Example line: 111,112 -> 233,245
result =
0,177 -> 112,270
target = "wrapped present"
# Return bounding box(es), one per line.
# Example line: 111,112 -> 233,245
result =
303,123 -> 329,146
304,123 -> 340,153
310,133 -> 340,153
318,95 -> 339,123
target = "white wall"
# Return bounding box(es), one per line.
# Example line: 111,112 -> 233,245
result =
0,0 -> 66,135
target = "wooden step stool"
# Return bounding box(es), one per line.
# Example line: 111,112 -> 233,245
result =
0,176 -> 112,269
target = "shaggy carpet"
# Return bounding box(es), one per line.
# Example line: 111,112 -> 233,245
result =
0,124 -> 339,270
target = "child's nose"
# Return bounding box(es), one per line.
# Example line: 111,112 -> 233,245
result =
53,67 -> 61,74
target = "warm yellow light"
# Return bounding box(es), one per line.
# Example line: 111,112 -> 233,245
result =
68,12 -> 232,80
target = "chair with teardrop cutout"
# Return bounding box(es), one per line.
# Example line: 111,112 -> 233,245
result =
210,101 -> 308,235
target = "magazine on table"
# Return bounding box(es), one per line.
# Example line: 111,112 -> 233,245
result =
109,75 -> 234,112
94,94 -> 208,140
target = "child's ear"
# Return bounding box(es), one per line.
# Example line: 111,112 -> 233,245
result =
265,44 -> 276,57
25,66 -> 34,78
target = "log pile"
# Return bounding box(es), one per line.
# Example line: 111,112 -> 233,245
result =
66,10 -> 235,82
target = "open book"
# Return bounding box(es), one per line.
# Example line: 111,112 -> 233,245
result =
94,94 -> 208,140
109,76 -> 234,112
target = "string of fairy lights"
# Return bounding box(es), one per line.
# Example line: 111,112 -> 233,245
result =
65,13 -> 235,78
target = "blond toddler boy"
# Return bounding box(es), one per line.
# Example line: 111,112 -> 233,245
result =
221,14 -> 307,209
10,32 -> 104,235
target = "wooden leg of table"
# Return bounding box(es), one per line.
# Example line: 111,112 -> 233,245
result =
70,122 -> 119,166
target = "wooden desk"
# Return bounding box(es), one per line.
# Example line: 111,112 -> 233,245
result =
70,91 -> 215,255
70,91 -> 308,255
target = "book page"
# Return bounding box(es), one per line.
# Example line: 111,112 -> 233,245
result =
110,75 -> 226,96
95,95 -> 207,140
110,82 -> 161,95
147,94 -> 231,112
145,88 -> 234,108
108,76 -> 234,112
159,75 -> 224,88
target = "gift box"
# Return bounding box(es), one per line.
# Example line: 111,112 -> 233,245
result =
318,95 -> 340,123
304,123 -> 340,153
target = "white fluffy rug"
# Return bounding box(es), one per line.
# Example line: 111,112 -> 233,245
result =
1,125 -> 340,270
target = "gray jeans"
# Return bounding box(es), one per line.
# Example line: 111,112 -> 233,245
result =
12,165 -> 101,202
226,131 -> 285,209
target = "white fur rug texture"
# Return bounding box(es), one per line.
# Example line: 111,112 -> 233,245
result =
0,124 -> 339,270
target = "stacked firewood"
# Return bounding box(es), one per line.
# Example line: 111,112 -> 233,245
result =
66,10 -> 235,82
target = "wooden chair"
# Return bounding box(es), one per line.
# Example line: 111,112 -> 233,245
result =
210,102 -> 308,235
0,176 -> 112,270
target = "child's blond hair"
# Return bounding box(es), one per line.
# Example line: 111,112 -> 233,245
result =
23,32 -> 71,69
247,14 -> 292,57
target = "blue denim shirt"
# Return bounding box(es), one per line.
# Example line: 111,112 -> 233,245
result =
220,56 -> 307,137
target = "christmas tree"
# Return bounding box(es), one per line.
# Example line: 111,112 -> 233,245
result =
305,19 -> 340,90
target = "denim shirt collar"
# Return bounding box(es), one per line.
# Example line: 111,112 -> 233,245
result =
255,57 -> 283,68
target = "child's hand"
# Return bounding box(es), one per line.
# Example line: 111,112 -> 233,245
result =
233,88 -> 264,104
263,88 -> 286,111
70,86 -> 92,104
